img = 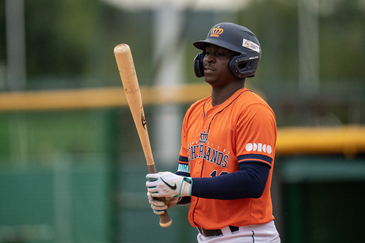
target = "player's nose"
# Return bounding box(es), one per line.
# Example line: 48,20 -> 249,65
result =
204,53 -> 215,64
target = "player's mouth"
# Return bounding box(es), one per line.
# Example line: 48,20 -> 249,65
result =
204,66 -> 215,75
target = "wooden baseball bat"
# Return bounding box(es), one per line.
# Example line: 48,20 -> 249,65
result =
114,44 -> 172,227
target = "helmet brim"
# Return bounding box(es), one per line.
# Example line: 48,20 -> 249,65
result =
193,39 -> 242,54
193,40 -> 209,50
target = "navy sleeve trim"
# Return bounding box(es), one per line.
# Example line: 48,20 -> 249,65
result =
179,156 -> 189,163
238,154 -> 273,165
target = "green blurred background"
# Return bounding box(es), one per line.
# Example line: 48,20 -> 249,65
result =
0,0 -> 365,242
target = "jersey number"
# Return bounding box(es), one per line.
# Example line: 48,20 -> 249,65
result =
210,170 -> 228,177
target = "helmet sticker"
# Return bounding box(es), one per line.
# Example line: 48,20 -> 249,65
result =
210,26 -> 224,37
242,39 -> 260,53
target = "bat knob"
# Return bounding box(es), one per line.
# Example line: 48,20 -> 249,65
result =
159,217 -> 172,228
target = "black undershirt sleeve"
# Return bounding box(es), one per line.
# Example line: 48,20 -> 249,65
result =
191,162 -> 271,200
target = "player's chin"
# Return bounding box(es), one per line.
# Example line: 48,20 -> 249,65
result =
205,78 -> 222,88
204,75 -> 216,84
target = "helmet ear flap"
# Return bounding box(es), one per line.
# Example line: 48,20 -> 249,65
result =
229,53 -> 259,78
194,52 -> 205,78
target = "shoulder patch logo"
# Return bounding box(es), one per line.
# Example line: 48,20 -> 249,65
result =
245,143 -> 272,154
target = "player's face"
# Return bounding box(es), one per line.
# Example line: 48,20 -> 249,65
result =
203,44 -> 236,87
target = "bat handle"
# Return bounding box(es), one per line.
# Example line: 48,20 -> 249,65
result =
159,210 -> 172,227
147,165 -> 172,227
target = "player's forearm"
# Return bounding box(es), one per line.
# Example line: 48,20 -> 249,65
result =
191,162 -> 270,200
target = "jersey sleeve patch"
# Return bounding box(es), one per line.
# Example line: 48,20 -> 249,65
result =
238,154 -> 273,167
177,163 -> 190,174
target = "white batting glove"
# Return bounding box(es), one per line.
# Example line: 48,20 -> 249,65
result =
146,192 -> 179,215
146,172 -> 193,198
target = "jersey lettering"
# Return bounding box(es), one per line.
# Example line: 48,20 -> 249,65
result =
199,144 -> 205,157
191,145 -> 197,160
187,144 -> 229,168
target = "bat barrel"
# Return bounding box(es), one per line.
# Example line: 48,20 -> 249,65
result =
114,44 -> 154,166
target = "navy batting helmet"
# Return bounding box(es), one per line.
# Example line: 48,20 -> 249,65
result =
193,22 -> 261,78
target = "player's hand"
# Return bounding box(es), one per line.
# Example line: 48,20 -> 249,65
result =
147,192 -> 179,215
146,172 -> 193,198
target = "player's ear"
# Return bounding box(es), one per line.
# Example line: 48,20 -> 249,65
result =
193,52 -> 205,78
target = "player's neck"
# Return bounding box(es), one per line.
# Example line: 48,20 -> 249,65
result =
211,80 -> 245,106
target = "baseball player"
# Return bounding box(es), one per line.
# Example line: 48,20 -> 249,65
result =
146,22 -> 280,243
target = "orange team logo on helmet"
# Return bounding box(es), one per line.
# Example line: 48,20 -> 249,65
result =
210,26 -> 224,37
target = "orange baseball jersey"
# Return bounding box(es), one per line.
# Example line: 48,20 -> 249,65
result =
177,87 -> 277,229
